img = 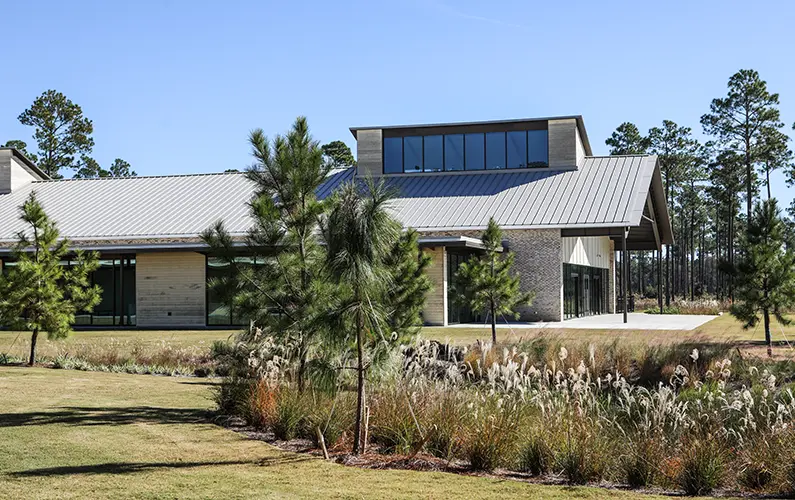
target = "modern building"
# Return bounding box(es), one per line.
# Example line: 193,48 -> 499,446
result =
0,116 -> 672,329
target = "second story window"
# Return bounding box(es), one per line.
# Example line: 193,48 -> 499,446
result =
382,128 -> 548,174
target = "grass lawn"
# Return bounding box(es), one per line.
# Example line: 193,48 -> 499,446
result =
3,313 -> 794,363
0,367 -> 681,499
421,314 -> 795,348
0,329 -> 237,363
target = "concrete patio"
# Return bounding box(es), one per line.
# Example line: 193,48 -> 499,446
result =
448,313 -> 718,331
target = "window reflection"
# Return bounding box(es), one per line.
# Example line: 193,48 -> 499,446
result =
403,136 -> 423,173
382,128 -> 548,173
465,133 -> 485,170
507,131 -> 527,169
383,137 -> 403,174
423,135 -> 443,172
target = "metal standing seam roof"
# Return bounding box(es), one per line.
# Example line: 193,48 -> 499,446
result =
379,155 -> 662,232
0,156 -> 664,245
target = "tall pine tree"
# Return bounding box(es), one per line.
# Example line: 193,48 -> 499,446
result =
724,199 -> 795,357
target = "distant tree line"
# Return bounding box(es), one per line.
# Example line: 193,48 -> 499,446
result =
607,69 -> 795,306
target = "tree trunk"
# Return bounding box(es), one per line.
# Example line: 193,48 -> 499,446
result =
490,301 -> 497,344
352,309 -> 365,455
764,307 -> 772,358
28,328 -> 39,366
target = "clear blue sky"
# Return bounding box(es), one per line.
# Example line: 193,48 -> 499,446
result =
2,0 -> 793,203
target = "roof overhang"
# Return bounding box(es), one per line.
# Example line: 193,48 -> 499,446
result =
418,235 -> 502,252
0,147 -> 49,180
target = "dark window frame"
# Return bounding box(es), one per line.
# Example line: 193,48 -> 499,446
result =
382,125 -> 549,174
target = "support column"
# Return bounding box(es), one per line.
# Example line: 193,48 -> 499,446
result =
622,228 -> 628,324
657,248 -> 663,314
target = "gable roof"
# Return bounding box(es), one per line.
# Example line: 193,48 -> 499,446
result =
379,155 -> 670,239
0,156 -> 671,248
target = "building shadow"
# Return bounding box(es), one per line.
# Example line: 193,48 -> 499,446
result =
0,406 -> 212,427
7,454 -> 311,478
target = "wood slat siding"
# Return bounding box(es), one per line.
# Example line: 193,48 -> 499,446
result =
422,247 -> 447,326
548,119 -> 577,168
0,152 -> 36,194
561,236 -> 611,269
356,129 -> 382,178
136,252 -> 206,327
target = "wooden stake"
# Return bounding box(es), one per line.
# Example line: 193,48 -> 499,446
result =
316,427 -> 329,460
362,406 -> 370,454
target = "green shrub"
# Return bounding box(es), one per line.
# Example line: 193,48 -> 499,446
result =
303,393 -> 354,449
678,440 -> 725,495
622,437 -> 662,488
273,388 -> 305,440
517,434 -> 552,476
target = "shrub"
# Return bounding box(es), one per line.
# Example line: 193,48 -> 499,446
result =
248,379 -> 278,430
273,388 -> 305,440
463,395 -> 520,471
678,440 -> 725,495
214,377 -> 254,418
303,393 -> 354,449
425,391 -> 464,459
517,433 -> 552,476
622,437 -> 663,488
370,386 -> 427,454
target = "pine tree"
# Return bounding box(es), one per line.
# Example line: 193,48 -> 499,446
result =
17,90 -> 94,178
321,140 -> 356,168
202,117 -> 330,393
724,199 -> 795,357
452,218 -> 533,343
605,122 -> 649,155
383,229 -> 433,341
0,193 -> 101,365
323,179 -> 402,455
701,69 -> 786,221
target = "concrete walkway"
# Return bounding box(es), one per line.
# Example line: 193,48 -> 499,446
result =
449,313 -> 718,331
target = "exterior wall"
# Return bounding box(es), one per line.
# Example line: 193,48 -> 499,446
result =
422,228 -> 563,322
422,246 -> 447,326
136,252 -> 206,327
561,236 -> 611,269
0,151 -> 38,194
575,124 -> 586,167
504,229 -> 562,322
548,119 -> 577,169
356,129 -> 382,178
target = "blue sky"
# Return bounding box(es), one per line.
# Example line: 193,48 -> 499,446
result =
2,0 -> 793,203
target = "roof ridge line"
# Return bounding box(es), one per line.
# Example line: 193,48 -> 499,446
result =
32,171 -> 246,183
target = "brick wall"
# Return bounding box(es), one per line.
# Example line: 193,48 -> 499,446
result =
422,228 -> 563,322
136,252 -> 206,327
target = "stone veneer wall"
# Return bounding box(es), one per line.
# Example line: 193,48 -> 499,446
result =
422,247 -> 447,326
136,252 -> 206,327
422,228 -> 563,322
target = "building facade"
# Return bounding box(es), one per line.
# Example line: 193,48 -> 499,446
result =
0,116 -> 672,329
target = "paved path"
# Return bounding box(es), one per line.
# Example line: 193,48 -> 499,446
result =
449,313 -> 718,331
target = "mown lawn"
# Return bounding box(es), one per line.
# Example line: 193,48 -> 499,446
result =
2,313 -> 792,362
0,329 -> 237,364
0,367 -> 680,499
422,314 -> 795,348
